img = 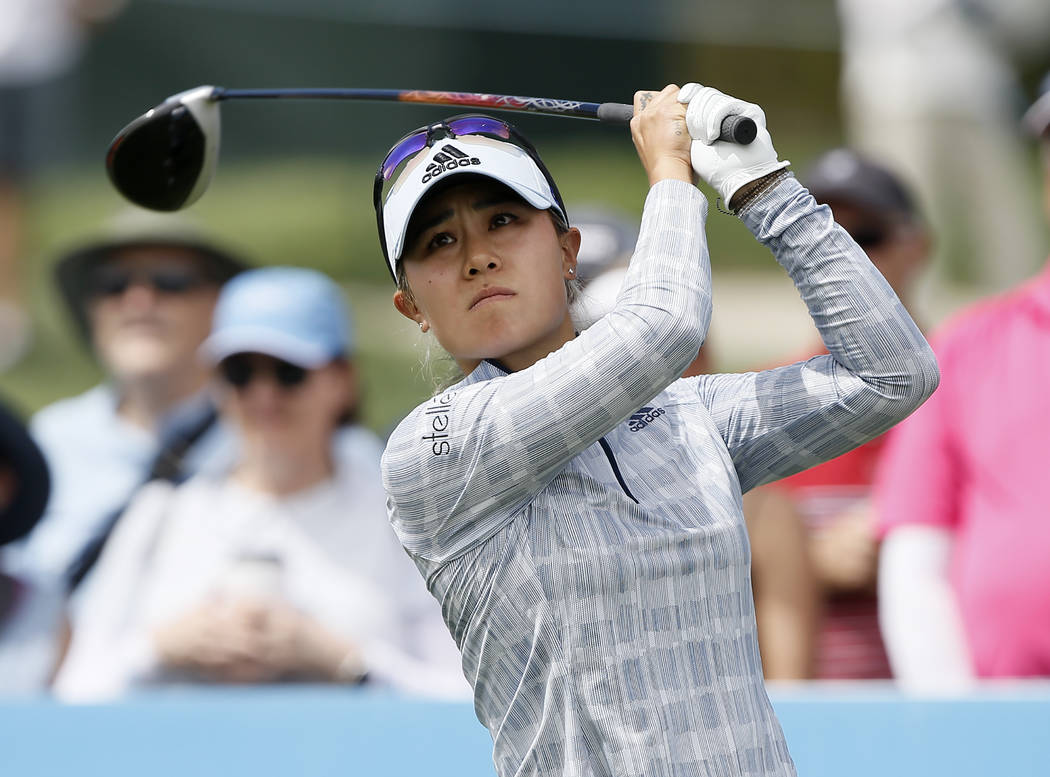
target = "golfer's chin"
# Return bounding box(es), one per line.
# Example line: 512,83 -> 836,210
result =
440,307 -> 574,371
458,337 -> 568,376
443,327 -> 525,367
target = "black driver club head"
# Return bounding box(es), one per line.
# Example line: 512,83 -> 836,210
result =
105,86 -> 221,212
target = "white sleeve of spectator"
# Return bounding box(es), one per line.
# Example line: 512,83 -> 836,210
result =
52,483 -> 173,701
357,636 -> 473,700
373,550 -> 472,699
878,525 -> 975,692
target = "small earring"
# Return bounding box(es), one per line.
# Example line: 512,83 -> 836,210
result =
419,322 -> 425,331
568,268 -> 575,276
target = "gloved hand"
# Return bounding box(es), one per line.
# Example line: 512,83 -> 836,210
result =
678,83 -> 789,206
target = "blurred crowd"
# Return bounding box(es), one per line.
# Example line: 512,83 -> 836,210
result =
0,211 -> 470,699
1,0 -> 1049,702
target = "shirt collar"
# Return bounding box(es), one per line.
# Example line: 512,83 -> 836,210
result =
461,360 -> 511,386
463,338 -> 580,382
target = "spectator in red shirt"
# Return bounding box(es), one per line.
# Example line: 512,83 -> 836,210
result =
747,148 -> 931,679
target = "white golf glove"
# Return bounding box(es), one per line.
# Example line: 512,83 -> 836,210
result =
678,83 -> 789,205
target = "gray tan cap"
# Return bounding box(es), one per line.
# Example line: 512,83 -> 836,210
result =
54,208 -> 246,338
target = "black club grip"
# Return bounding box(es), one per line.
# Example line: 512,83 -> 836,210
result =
596,102 -> 757,146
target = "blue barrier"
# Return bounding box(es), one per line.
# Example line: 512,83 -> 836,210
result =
2,684 -> 1048,776
770,683 -> 1050,776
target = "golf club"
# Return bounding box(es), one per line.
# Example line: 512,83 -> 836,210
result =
105,85 -> 759,212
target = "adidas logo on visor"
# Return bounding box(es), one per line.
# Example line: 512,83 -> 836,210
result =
421,144 -> 481,184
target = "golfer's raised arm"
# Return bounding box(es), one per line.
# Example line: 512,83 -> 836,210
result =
695,175 -> 939,492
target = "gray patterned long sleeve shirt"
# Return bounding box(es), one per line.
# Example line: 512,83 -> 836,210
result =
381,175 -> 939,777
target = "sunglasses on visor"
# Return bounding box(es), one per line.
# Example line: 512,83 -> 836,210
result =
372,114 -> 568,276
219,354 -> 310,390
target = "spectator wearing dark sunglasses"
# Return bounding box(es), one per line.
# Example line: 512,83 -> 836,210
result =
742,148 -> 931,681
54,267 -> 467,701
1,209 -> 246,593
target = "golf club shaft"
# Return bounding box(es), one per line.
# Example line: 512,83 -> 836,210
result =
215,87 -> 611,119
211,87 -> 756,142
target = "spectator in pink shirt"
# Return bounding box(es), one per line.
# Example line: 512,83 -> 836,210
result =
875,72 -> 1050,690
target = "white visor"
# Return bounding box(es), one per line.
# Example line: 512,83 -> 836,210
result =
382,134 -> 563,275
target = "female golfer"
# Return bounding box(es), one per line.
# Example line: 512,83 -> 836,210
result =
376,84 -> 938,776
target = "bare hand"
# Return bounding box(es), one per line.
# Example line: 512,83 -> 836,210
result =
235,599 -> 354,681
154,598 -> 358,683
153,599 -> 275,683
809,505 -> 879,593
630,85 -> 694,187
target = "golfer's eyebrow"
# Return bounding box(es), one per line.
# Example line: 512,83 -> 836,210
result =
415,209 -> 454,235
472,195 -> 519,211
416,197 -> 518,235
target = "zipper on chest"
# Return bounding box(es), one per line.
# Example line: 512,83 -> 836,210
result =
597,437 -> 639,503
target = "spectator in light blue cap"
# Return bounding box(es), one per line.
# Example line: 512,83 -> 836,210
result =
203,266 -> 354,372
54,266 -> 470,701
200,266 -> 360,488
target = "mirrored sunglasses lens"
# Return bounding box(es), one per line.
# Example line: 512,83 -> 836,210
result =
382,133 -> 428,180
448,116 -> 511,139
